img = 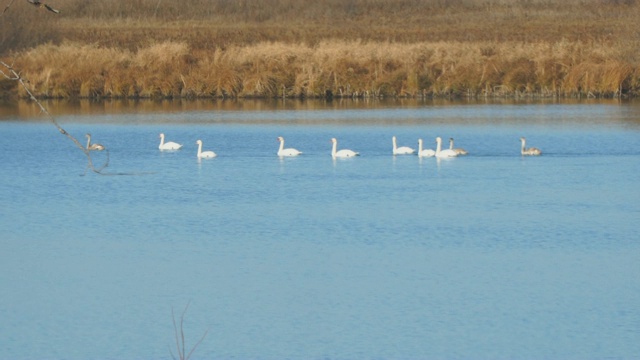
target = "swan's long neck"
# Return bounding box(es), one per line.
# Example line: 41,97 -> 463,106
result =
436,138 -> 442,153
521,138 -> 526,151
418,139 -> 423,153
160,134 -> 165,146
392,137 -> 397,151
331,140 -> 337,157
86,135 -> 91,149
449,139 -> 454,150
279,140 -> 284,153
197,142 -> 202,156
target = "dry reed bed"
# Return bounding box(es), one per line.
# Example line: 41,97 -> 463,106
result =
3,1 -> 639,98
9,40 -> 640,99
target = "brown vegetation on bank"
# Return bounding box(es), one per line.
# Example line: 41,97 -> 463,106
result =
1,0 -> 640,98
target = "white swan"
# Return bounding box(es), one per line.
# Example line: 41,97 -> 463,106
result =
520,137 -> 542,156
277,136 -> 302,157
196,140 -> 217,158
85,133 -> 105,151
417,138 -> 436,157
449,138 -> 468,155
331,138 -> 359,158
159,133 -> 182,150
435,137 -> 458,158
392,136 -> 415,155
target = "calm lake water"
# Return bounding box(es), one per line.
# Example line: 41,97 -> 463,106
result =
1,99 -> 639,359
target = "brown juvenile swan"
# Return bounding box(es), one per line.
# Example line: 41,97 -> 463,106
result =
85,133 -> 105,151
449,138 -> 468,155
520,137 -> 542,156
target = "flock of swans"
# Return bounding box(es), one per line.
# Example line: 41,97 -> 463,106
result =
86,132 -> 542,158
153,133 -> 542,158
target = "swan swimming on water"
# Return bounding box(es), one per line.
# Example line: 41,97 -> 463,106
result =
277,136 -> 302,157
392,136 -> 415,155
417,138 -> 436,157
196,140 -> 217,158
158,133 -> 182,150
449,138 -> 468,155
331,138 -> 359,158
520,137 -> 542,156
435,137 -> 458,158
85,133 -> 105,151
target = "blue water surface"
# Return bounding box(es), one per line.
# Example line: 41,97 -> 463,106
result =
1,100 -> 639,359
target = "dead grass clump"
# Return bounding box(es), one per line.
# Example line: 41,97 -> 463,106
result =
564,60 -> 635,96
14,42 -> 132,98
133,42 -> 190,73
232,43 -> 300,97
502,58 -> 537,93
132,42 -> 192,98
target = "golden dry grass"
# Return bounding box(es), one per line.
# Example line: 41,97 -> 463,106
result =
2,0 -> 640,98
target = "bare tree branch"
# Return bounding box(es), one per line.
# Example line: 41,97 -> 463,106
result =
2,59 -> 156,175
26,0 -> 60,14
1,60 -> 114,175
2,0 -> 60,16
2,2 -> 154,175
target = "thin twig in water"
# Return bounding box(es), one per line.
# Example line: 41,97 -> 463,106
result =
171,301 -> 209,360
